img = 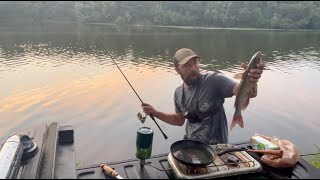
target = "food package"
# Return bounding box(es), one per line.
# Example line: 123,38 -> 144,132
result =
253,133 -> 301,168
250,136 -> 280,150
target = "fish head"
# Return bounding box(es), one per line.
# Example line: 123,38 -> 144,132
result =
233,51 -> 264,79
254,51 -> 263,61
249,51 -> 263,68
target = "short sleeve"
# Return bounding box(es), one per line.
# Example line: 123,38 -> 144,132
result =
174,88 -> 182,113
211,73 -> 237,98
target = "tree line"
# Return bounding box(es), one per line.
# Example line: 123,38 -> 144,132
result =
1,1 -> 320,30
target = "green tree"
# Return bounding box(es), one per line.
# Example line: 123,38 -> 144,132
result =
1,1 -> 320,30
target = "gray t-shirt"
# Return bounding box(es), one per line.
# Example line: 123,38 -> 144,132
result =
174,72 -> 237,145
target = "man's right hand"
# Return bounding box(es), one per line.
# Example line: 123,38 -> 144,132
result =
141,103 -> 185,126
141,103 -> 157,115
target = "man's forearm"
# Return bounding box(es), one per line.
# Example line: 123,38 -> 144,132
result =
232,83 -> 240,96
153,111 -> 185,126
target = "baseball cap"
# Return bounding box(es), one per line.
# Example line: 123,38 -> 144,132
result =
173,48 -> 200,67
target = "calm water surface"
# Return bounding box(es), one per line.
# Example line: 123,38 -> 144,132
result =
0,22 -> 320,167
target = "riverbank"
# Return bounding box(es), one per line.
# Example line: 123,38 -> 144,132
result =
43,20 -> 320,32
1,19 -> 319,32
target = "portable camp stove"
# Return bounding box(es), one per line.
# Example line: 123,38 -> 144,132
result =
168,144 -> 262,179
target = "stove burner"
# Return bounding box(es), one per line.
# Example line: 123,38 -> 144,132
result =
227,154 -> 240,165
220,153 -> 240,166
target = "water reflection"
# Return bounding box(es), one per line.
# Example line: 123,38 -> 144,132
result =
1,23 -> 320,72
0,22 -> 320,166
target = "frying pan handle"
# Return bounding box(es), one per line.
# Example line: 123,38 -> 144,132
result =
217,147 -> 284,157
217,147 -> 247,156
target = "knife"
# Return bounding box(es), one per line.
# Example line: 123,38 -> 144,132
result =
100,164 -> 124,179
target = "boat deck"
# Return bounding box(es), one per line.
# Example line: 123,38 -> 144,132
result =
9,122 -> 320,179
75,144 -> 318,179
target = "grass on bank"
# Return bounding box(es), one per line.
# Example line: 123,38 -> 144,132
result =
306,145 -> 320,168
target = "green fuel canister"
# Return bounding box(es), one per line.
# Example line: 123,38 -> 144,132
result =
135,127 -> 154,160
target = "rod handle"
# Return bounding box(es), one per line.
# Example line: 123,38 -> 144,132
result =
246,149 -> 283,157
150,114 -> 168,139
100,164 -> 118,177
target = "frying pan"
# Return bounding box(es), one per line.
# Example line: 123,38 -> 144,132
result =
170,140 -> 217,168
170,140 -> 283,168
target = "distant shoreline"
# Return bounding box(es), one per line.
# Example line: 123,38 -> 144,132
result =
126,24 -> 320,32
59,21 -> 320,32
4,20 -> 320,32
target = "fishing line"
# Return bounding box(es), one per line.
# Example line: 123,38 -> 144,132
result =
73,2 -> 168,139
223,1 -> 232,19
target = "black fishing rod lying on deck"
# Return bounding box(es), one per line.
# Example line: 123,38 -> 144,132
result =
73,4 -> 168,140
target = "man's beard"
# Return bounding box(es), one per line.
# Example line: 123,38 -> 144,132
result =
181,71 -> 200,86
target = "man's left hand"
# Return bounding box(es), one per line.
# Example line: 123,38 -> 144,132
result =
241,63 -> 265,83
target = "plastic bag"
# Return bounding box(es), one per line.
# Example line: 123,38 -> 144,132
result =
254,133 -> 301,168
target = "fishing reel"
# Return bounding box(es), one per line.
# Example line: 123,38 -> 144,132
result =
137,112 -> 147,123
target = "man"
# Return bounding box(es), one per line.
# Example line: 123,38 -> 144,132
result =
142,48 -> 264,144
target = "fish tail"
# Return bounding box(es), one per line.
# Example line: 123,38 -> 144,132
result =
230,110 -> 244,131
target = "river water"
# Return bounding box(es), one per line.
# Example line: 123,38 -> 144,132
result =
0,22 -> 319,167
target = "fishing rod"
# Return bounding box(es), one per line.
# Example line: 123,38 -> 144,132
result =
73,3 -> 168,140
